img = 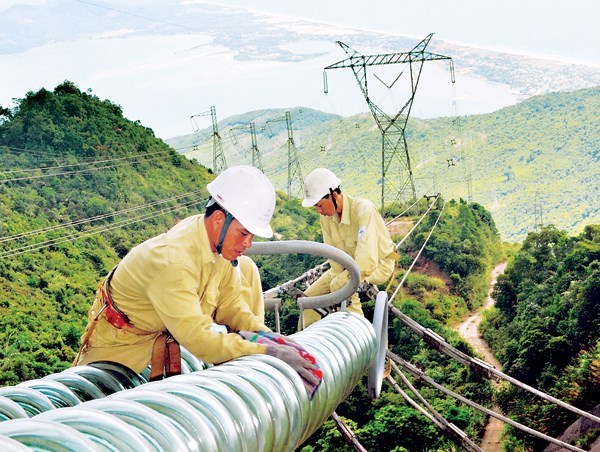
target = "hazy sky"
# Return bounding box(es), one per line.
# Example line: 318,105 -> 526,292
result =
200,0 -> 600,65
1,0 -> 598,138
2,0 -> 599,64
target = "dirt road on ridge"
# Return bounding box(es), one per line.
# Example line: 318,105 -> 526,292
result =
457,262 -> 507,451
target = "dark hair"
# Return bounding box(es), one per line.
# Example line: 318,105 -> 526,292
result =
205,198 -> 225,217
321,187 -> 341,200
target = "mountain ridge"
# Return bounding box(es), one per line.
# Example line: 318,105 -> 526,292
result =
167,86 -> 600,242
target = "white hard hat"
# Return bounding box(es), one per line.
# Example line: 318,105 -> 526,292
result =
302,168 -> 341,207
206,165 -> 276,238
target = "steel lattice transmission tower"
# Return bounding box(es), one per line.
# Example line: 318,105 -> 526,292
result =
190,105 -> 227,174
324,34 -> 454,213
450,98 -> 473,203
534,191 -> 544,231
265,111 -> 304,198
229,122 -> 264,172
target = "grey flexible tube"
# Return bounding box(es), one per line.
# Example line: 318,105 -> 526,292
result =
246,240 -> 360,311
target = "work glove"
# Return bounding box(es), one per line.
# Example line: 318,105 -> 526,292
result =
238,330 -> 301,347
265,343 -> 321,391
239,330 -> 323,398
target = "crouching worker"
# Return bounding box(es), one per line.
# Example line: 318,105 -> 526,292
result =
74,165 -> 320,393
300,168 -> 397,328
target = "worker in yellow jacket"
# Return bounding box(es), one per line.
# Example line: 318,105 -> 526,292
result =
74,165 -> 317,385
300,168 -> 397,328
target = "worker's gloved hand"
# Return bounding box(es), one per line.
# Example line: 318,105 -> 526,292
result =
265,331 -> 301,347
238,330 -> 263,342
239,330 -> 323,398
266,343 -> 320,388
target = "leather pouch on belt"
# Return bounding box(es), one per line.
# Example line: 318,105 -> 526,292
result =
150,333 -> 181,381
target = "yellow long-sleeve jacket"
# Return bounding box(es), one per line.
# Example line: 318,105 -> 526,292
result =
321,193 -> 396,290
76,214 -> 268,373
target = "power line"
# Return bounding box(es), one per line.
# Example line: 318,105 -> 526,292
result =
386,303 -> 600,424
387,351 -> 586,452
0,196 -> 207,258
385,195 -> 425,225
391,195 -> 439,252
0,149 -> 172,175
0,153 -> 173,183
73,0 -> 203,33
1,146 -> 84,159
387,200 -> 446,301
0,190 -> 204,244
386,365 -> 482,452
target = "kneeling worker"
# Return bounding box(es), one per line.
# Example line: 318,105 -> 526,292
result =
300,168 -> 397,328
74,165 -> 318,387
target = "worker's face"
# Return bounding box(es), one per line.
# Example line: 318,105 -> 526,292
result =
315,195 -> 335,217
221,218 -> 254,261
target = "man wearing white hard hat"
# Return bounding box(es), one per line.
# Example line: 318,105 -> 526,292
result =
300,168 -> 397,327
75,165 -> 318,387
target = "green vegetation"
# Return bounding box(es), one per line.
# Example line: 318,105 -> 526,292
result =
481,224 -> 600,450
0,81 -> 597,450
169,87 -> 600,242
0,81 -> 213,384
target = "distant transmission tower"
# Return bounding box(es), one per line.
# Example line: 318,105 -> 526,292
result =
190,105 -> 227,174
450,92 -> 473,202
229,122 -> 264,172
534,191 -> 544,231
324,34 -> 454,214
265,111 -> 304,198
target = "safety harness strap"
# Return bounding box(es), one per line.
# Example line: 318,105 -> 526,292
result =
99,266 -> 155,335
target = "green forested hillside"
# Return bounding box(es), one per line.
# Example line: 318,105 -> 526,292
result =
480,225 -> 600,450
169,87 -> 600,242
0,82 -> 213,384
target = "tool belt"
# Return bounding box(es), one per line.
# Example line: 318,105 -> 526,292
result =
74,266 -> 182,380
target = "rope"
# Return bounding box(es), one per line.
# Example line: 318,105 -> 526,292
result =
387,200 -> 446,299
331,411 -> 367,452
386,366 -> 482,452
387,305 -> 600,424
387,351 -> 586,452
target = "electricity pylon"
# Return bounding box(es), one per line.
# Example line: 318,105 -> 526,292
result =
324,33 -> 454,214
229,122 -> 264,172
450,97 -> 473,203
265,111 -> 304,198
190,105 -> 227,174
534,191 -> 544,231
